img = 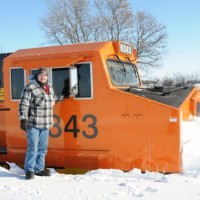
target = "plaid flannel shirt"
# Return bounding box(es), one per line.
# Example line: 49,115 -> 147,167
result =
19,80 -> 55,129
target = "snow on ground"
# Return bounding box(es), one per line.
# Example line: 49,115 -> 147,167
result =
1,163 -> 200,200
1,117 -> 200,200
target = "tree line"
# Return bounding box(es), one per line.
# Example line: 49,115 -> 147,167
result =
143,72 -> 200,87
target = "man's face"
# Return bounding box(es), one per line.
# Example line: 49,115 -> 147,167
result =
38,72 -> 48,83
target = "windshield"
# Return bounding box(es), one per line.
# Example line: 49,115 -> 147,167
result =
107,59 -> 140,86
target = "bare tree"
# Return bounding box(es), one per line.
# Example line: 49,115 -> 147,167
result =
41,0 -> 133,43
188,72 -> 200,84
132,11 -> 168,73
93,0 -> 133,41
172,72 -> 189,86
40,0 -> 168,73
172,72 -> 200,86
162,75 -> 173,86
41,0 -> 93,44
146,71 -> 200,87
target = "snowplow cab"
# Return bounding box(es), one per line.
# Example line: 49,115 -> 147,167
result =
0,41 -> 200,173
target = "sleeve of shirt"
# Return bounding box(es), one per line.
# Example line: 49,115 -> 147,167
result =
18,86 -> 32,120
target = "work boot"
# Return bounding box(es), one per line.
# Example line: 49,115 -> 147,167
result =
35,168 -> 51,177
26,171 -> 35,180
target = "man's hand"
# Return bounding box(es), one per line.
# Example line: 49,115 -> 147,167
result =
54,94 -> 64,101
20,119 -> 28,132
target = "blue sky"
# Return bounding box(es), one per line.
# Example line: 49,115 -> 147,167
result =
0,0 -> 46,51
0,0 -> 200,77
131,0 -> 200,77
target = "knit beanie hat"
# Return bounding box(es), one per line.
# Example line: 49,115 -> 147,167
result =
35,67 -> 49,87
37,67 -> 48,76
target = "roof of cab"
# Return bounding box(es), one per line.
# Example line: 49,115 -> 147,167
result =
4,41 -> 135,69
7,41 -> 109,60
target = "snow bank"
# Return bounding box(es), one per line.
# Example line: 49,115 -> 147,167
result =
181,117 -> 200,173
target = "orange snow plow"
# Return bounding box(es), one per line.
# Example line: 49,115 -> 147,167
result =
0,41 -> 200,173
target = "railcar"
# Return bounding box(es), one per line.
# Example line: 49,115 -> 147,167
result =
0,41 -> 200,173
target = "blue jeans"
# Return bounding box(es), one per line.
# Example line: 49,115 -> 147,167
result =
24,127 -> 49,173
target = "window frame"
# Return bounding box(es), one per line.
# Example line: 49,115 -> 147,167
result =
9,62 -> 93,101
10,67 -> 26,101
51,66 -> 70,98
106,59 -> 140,87
74,62 -> 93,100
51,62 -> 93,100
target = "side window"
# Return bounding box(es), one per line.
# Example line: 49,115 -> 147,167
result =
11,68 -> 25,100
75,63 -> 91,98
30,69 -> 39,76
51,64 -> 92,99
52,68 -> 69,98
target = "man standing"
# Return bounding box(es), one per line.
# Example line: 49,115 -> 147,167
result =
19,68 -> 55,180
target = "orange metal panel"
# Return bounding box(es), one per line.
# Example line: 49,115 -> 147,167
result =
190,89 -> 200,116
180,86 -> 200,120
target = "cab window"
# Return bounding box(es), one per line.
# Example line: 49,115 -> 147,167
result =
11,68 -> 25,100
107,59 -> 140,86
75,63 -> 91,98
51,63 -> 92,99
30,69 -> 39,76
52,68 -> 69,98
